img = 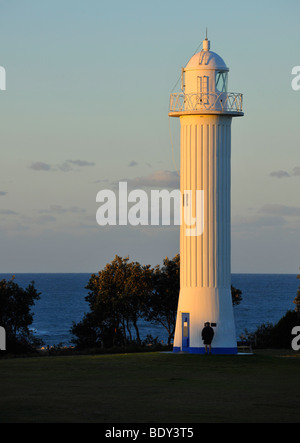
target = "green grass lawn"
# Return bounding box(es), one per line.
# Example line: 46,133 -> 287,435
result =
1,350 -> 300,423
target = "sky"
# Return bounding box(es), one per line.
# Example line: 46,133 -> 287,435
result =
0,0 -> 299,273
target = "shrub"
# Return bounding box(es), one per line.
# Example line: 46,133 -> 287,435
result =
241,310 -> 300,349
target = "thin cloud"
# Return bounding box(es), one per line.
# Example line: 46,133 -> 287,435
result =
55,162 -> 73,172
30,215 -> 57,224
29,162 -> 52,171
125,170 -> 180,189
94,178 -> 109,184
232,215 -> 287,231
66,159 -> 95,167
270,167 -> 300,178
270,170 -> 290,179
292,167 -> 300,176
40,205 -> 86,215
29,159 -> 95,172
260,204 -> 300,217
0,209 -> 17,215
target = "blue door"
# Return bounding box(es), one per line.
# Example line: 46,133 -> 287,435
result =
182,313 -> 190,349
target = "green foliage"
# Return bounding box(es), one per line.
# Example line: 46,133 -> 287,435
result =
241,311 -> 300,349
240,272 -> 300,349
143,254 -> 179,346
241,323 -> 274,349
0,277 -> 42,353
72,256 -> 153,349
71,253 -> 243,351
269,310 -> 300,348
293,270 -> 300,313
231,285 -> 243,306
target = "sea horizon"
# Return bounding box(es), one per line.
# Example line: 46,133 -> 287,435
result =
0,272 -> 298,347
1,272 -> 298,275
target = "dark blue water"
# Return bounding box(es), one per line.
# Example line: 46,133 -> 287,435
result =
0,273 -> 298,347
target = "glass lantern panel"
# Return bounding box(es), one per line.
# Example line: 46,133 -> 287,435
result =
216,71 -> 228,93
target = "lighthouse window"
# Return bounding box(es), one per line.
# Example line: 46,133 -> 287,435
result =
198,76 -> 209,94
216,71 -> 228,93
197,76 -> 209,105
183,320 -> 188,337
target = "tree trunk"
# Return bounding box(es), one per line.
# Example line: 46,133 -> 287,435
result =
126,319 -> 132,341
121,318 -> 127,348
133,318 -> 141,344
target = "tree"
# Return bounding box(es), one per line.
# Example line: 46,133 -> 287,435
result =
293,270 -> 300,314
231,285 -> 243,306
71,256 -> 153,349
0,277 -> 42,352
142,255 -> 180,346
241,271 -> 300,349
143,254 -> 242,345
71,254 -> 244,350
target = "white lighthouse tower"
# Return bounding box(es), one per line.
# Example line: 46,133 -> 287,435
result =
169,37 -> 244,354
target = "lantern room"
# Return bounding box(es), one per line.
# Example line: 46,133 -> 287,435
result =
170,38 -> 243,116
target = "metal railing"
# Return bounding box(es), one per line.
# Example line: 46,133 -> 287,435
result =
169,92 -> 243,114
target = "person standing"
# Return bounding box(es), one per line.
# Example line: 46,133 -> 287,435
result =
202,322 -> 214,355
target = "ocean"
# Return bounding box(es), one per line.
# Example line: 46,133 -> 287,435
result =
0,273 -> 298,347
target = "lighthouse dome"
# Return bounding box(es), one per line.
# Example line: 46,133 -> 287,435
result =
185,40 -> 228,72
169,38 -> 244,117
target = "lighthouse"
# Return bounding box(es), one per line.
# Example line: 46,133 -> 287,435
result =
169,37 -> 244,354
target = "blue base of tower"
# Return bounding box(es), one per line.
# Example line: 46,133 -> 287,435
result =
173,346 -> 238,355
